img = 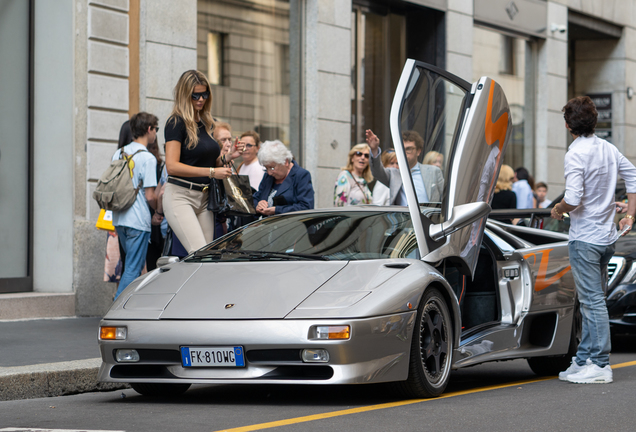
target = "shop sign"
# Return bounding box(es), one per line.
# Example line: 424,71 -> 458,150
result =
474,0 -> 547,38
587,93 -> 612,140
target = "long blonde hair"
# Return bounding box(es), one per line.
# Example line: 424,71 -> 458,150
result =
342,143 -> 373,183
495,164 -> 514,193
168,70 -> 215,150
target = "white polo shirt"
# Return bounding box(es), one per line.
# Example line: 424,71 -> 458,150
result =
564,134 -> 636,245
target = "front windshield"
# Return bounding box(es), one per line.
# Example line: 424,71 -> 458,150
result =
185,211 -> 419,262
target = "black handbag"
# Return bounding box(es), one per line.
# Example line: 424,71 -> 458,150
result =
207,178 -> 230,213
207,161 -> 256,216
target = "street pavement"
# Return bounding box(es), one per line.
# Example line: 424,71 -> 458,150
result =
0,317 -> 126,401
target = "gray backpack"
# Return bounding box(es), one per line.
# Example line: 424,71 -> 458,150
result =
93,149 -> 147,211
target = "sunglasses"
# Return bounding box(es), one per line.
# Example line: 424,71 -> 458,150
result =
354,151 -> 370,159
191,91 -> 210,100
153,126 -> 160,132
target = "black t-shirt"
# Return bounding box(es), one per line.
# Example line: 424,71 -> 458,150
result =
165,116 -> 220,184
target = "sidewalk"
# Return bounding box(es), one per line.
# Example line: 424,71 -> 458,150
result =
0,317 -> 127,401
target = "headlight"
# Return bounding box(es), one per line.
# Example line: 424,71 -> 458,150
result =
309,325 -> 350,340
115,349 -> 140,362
302,349 -> 329,362
100,326 -> 127,340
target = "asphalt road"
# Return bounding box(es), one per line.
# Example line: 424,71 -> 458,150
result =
1,335 -> 635,432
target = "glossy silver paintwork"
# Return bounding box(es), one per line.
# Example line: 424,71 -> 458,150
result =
390,59 -> 430,259
423,77 -> 511,275
429,202 -> 491,242
97,61 -> 576,392
390,60 -> 511,278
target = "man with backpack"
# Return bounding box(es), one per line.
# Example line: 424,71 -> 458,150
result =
110,112 -> 159,300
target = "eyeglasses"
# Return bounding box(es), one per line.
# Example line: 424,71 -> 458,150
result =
265,165 -> 278,171
354,151 -> 370,159
404,147 -> 418,154
244,143 -> 256,149
191,91 -> 210,100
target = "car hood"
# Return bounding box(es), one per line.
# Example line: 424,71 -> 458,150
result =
126,261 -> 349,319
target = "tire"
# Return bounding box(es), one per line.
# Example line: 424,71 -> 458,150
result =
130,382 -> 191,397
395,288 -> 454,398
527,300 -> 582,376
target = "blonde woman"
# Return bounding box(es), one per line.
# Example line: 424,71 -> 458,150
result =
163,70 -> 245,253
423,150 -> 443,169
491,164 -> 517,223
334,144 -> 373,206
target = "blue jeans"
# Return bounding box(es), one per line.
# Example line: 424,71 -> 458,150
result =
568,240 -> 614,368
115,226 -> 150,300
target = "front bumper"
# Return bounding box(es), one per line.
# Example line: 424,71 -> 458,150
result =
97,312 -> 416,385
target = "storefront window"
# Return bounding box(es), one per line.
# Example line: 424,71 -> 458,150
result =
351,2 -> 445,147
0,0 -> 31,291
473,26 -> 533,174
197,0 -> 290,144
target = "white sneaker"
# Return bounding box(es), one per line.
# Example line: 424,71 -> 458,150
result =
566,363 -> 613,384
558,358 -> 589,381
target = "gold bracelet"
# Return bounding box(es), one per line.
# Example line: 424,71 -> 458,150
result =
209,167 -> 215,178
626,214 -> 635,221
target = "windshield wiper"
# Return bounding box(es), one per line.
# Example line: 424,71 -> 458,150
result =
190,249 -> 329,261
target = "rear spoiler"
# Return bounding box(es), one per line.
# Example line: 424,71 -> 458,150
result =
489,208 -> 552,229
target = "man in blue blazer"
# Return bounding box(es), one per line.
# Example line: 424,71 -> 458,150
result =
366,129 -> 444,205
253,140 -> 315,215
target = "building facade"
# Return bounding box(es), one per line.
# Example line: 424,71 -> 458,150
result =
1,0 -> 635,317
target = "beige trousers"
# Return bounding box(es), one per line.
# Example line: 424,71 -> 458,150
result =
163,182 -> 215,253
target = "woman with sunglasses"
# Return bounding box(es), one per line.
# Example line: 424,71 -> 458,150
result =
334,143 -> 373,206
163,70 -> 245,253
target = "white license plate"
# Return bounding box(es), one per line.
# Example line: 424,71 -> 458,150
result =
181,346 -> 245,367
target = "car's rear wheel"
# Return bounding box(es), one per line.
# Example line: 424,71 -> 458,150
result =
395,288 -> 453,398
130,382 -> 191,397
527,300 -> 582,376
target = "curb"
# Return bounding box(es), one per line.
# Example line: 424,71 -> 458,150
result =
0,358 -> 128,401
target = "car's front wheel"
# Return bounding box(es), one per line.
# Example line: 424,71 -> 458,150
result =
130,382 -> 191,397
396,287 -> 453,398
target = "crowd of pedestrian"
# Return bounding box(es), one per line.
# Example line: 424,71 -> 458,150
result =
101,69 -> 321,299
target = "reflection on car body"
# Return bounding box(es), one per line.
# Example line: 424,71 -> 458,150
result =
97,60 -> 579,398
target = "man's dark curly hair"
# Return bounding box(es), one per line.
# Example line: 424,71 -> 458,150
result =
402,130 -> 425,150
562,96 -> 597,137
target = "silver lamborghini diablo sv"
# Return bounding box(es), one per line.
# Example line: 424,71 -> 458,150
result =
98,60 -> 578,398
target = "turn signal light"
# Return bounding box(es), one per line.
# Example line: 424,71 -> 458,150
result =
100,326 -> 127,340
315,325 -> 350,340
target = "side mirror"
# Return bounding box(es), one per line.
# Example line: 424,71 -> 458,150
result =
429,202 -> 491,241
156,256 -> 180,268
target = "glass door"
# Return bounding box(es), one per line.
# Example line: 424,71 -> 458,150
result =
0,0 -> 32,292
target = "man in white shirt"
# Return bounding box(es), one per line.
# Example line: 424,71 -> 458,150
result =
551,96 -> 636,384
112,112 -> 158,300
